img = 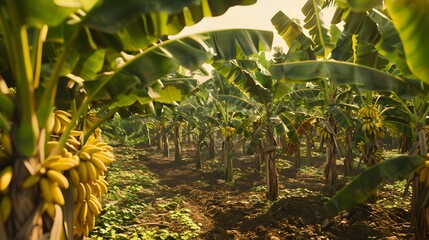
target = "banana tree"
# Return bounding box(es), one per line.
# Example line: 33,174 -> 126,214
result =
284,0 -> 429,239
0,0 -> 275,239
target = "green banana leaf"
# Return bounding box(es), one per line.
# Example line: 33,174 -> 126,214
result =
328,104 -> 356,129
270,60 -> 425,97
271,11 -> 316,61
83,0 -> 256,34
212,60 -> 272,105
326,155 -> 425,213
15,0 -> 83,27
84,29 -> 272,104
346,0 -> 382,12
385,0 -> 429,84
301,0 -> 335,58
367,10 -> 412,76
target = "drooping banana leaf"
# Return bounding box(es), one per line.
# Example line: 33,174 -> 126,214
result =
270,60 -> 426,97
212,60 -> 272,105
217,95 -> 253,110
301,0 -> 336,58
83,0 -> 256,34
246,123 -> 267,154
84,29 -> 272,104
385,0 -> 429,84
326,155 -> 425,213
279,112 -> 299,144
345,0 -> 382,12
14,0 -> 83,27
367,10 -> 412,76
328,104 -> 356,129
271,11 -> 316,61
152,79 -> 198,103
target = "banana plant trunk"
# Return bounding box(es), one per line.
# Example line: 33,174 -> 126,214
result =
10,154 -> 43,239
254,141 -> 263,173
162,131 -> 169,157
411,127 -> 429,239
265,129 -> 279,201
209,134 -> 215,160
344,127 -> 354,176
306,133 -> 312,164
196,142 -> 202,170
294,141 -> 301,168
224,138 -> 233,183
324,117 -> 338,189
174,123 -> 182,161
147,128 -> 152,146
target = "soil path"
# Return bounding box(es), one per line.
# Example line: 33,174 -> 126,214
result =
139,145 -> 414,239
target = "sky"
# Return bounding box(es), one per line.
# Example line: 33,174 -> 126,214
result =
174,0 -> 307,49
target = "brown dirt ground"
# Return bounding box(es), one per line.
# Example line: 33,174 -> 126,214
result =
137,144 -> 414,240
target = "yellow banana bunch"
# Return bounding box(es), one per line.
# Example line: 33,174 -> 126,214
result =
357,104 -> 379,119
51,110 -> 72,135
361,119 -> 384,138
40,110 -> 113,236
357,141 -> 366,153
221,126 -> 236,139
70,135 -> 114,237
373,149 -> 384,162
317,126 -> 332,141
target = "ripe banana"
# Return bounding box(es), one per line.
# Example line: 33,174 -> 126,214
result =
88,197 -> 102,215
0,166 -> 12,192
73,201 -> 82,223
77,161 -> 88,183
85,161 -> 98,182
92,151 -> 115,164
84,183 -> 92,201
51,181 -> 65,205
1,133 -> 13,156
77,182 -> 86,202
79,201 -> 88,224
69,168 -> 80,186
96,179 -> 108,194
22,173 -> 41,189
0,195 -> 12,222
46,170 -> 69,189
40,177 -> 53,203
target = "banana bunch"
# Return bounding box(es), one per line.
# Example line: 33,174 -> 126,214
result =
361,119 -> 385,138
373,148 -> 384,162
317,126 -> 332,141
221,126 -> 236,139
357,104 -> 379,119
357,141 -> 366,153
21,142 -> 80,215
51,110 -> 72,135
71,135 -> 114,237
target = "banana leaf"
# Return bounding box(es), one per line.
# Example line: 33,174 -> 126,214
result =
326,155 -> 425,213
270,60 -> 426,97
271,11 -> 316,61
83,0 -> 256,34
346,0 -> 383,12
301,0 -> 336,58
385,0 -> 429,84
84,29 -> 272,104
